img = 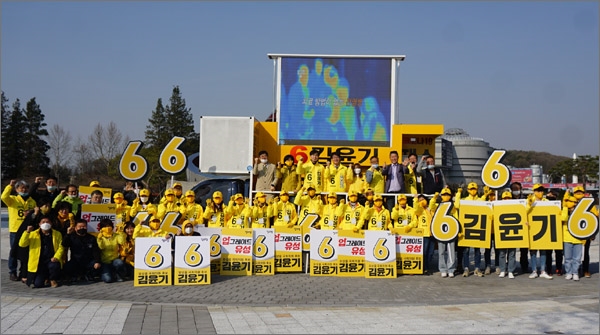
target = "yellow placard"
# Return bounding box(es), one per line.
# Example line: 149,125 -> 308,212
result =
220,228 -> 253,276
134,237 -> 173,287
457,201 -> 493,249
274,226 -> 303,272
252,229 -> 275,275
528,201 -> 562,250
493,200 -> 529,249
337,230 -> 365,277
365,231 -> 397,279
392,228 -> 424,275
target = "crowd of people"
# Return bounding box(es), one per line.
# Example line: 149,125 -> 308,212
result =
2,150 -> 597,288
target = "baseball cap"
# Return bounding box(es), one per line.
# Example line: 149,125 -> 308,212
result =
501,191 -> 512,199
397,194 -> 407,200
139,189 -> 150,197
233,193 -> 243,200
255,192 -> 266,198
280,190 -> 289,195
327,192 -> 337,198
212,191 -> 223,199
185,190 -> 195,197
532,183 -> 544,191
467,182 -> 478,190
373,194 -> 383,201
440,188 -> 452,195
348,190 -> 358,197
113,192 -> 124,199
173,182 -> 182,189
89,180 -> 100,187
307,186 -> 316,191
164,189 -> 175,196
573,186 -> 585,193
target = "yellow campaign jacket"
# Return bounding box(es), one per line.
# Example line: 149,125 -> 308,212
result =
363,207 -> 391,231
365,167 -> 385,194
226,202 -> 252,228
324,164 -> 352,193
129,202 -> 157,221
296,161 -> 325,193
19,229 -> 64,272
132,225 -> 169,239
561,207 -> 585,245
271,201 -> 298,227
203,204 -> 227,228
391,205 -> 417,229
157,201 -> 181,221
413,197 -> 436,237
404,165 -> 418,195
119,238 -> 135,267
278,165 -> 302,194
2,185 -> 37,232
97,232 -> 126,264
319,204 -> 339,230
336,202 -> 366,231
115,203 -> 131,233
250,204 -> 272,228
180,202 -> 204,225
294,194 -> 323,224
348,174 -> 368,195
160,194 -> 186,206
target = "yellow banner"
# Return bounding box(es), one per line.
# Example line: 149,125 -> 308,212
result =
134,238 -> 173,287
457,201 -> 493,249
309,229 -> 339,276
528,201 -> 563,250
173,236 -> 211,285
392,228 -> 424,275
274,226 -> 303,272
252,229 -> 275,275
300,213 -> 320,251
337,230 -> 365,277
220,228 -> 253,276
364,231 -> 397,279
492,200 -> 529,249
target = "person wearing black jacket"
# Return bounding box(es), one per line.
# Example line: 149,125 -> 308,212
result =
61,219 -> 102,282
30,176 -> 61,204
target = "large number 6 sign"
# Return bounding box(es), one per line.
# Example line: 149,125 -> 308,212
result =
481,150 -> 511,189
119,136 -> 188,180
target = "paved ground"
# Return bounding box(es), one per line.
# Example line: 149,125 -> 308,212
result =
1,226 -> 598,334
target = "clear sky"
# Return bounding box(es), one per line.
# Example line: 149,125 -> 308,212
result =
2,1 -> 598,158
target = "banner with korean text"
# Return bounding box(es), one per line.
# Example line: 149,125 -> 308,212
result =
197,227 -> 222,275
274,226 -> 303,272
134,237 -> 172,287
457,200 -> 493,249
492,200 -> 529,249
79,185 -> 112,204
310,229 -> 338,276
174,236 -> 211,285
392,227 -> 424,275
337,229 -> 365,277
252,228 -> 275,275
81,204 -> 117,233
220,228 -> 253,276
365,230 -> 396,278
527,201 -> 562,250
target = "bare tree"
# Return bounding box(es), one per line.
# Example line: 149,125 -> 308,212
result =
72,136 -> 92,175
46,124 -> 72,177
88,121 -> 124,174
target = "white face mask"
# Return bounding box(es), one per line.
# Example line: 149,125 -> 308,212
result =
260,159 -> 268,164
354,168 -> 361,175
184,227 -> 193,234
47,186 -> 57,192
371,164 -> 378,169
68,194 -> 78,199
512,191 -> 521,197
40,223 -> 52,231
427,165 -> 435,170
140,197 -> 149,203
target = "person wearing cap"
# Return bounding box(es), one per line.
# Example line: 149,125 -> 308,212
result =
525,183 -> 553,279
296,148 -> 325,194
571,186 -> 597,278
294,185 -> 323,226
89,181 -> 101,188
482,188 -> 501,275
113,192 -> 131,234
390,194 -> 417,232
431,187 -> 458,278
381,150 -> 410,210
561,196 -> 585,281
133,218 -> 170,239
156,188 -> 182,222
362,188 -> 375,209
413,193 -> 436,275
348,162 -> 367,202
160,182 -> 186,206
318,192 -> 340,230
509,181 -> 530,274
454,182 -> 487,277
277,154 -> 302,200
336,190 -> 366,232
129,189 -> 157,223
324,152 -> 352,194
496,191 -> 517,279
250,192 -> 272,228
365,156 -> 385,195
226,193 -> 251,228
362,194 -> 391,231
271,190 -> 298,227
253,150 -> 279,200
179,190 -> 204,226
544,189 -> 563,276
203,191 -> 227,228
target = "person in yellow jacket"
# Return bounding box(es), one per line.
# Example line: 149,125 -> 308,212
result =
294,186 -> 323,226
324,152 -> 352,194
159,182 -> 186,206
362,194 -> 391,231
497,191 -> 517,279
156,188 -> 182,222
277,155 -> 302,199
226,193 -> 251,228
571,186 -> 598,278
348,162 -> 367,201
129,189 -> 157,223
2,179 -> 37,281
413,193 -> 436,275
203,191 -> 227,228
454,182 -> 488,277
120,221 -> 136,279
561,196 -> 586,281
362,188 -> 375,209
365,156 -> 385,195
113,192 -> 131,234
526,183 -> 553,280
19,215 -> 64,288
179,190 -> 204,225
296,149 -> 325,194
250,192 -> 272,228
336,190 -> 366,232
390,194 -> 417,231
133,218 -> 171,239
96,219 -> 127,283
271,190 -> 298,227
405,153 -> 419,194
317,192 -> 339,230
431,188 -> 458,278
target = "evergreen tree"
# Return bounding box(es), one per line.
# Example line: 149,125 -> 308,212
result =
145,98 -> 169,151
1,98 -> 26,178
21,98 -> 51,176
164,85 -> 199,155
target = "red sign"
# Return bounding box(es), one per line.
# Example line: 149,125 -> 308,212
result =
511,169 -> 533,183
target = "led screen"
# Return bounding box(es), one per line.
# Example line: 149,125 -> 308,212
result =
279,57 -> 392,147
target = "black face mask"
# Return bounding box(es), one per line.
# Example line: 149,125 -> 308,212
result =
76,229 -> 87,235
546,197 -> 557,201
